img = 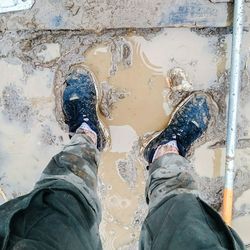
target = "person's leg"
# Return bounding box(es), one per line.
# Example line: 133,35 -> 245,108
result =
139,92 -> 245,250
5,133 -> 102,250
0,67 -> 107,250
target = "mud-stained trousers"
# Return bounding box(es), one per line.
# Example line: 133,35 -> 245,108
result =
0,134 -> 246,250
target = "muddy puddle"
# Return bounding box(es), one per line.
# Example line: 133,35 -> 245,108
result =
0,29 -> 250,248
81,31 -> 250,248
83,39 -> 167,248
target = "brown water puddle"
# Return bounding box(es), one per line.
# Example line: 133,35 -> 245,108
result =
83,34 -> 233,248
84,40 -> 168,248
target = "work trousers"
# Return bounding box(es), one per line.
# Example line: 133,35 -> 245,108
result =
0,134 -> 246,250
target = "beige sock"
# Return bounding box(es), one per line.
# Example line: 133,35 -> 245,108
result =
152,140 -> 179,162
76,122 -> 97,145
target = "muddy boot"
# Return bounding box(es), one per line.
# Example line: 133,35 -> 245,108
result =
144,92 -> 215,163
63,67 -> 107,151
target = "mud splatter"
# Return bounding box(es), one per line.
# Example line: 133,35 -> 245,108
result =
132,197 -> 148,229
116,141 -> 142,188
63,0 -> 81,16
110,37 -> 133,75
100,82 -> 129,119
2,84 -> 34,130
167,67 -> 193,92
233,167 -> 250,216
191,27 -> 233,37
196,166 -> 250,212
40,123 -> 63,146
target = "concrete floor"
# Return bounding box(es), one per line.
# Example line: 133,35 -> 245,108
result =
0,1 -> 250,249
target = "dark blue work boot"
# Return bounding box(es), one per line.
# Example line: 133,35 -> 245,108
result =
62,67 -> 107,151
144,92 -> 216,163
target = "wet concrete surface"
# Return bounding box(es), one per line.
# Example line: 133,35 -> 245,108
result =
0,28 -> 250,249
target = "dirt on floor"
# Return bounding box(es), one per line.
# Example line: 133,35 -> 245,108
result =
0,27 -> 250,249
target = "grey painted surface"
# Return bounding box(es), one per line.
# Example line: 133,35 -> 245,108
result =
0,0 -> 245,31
